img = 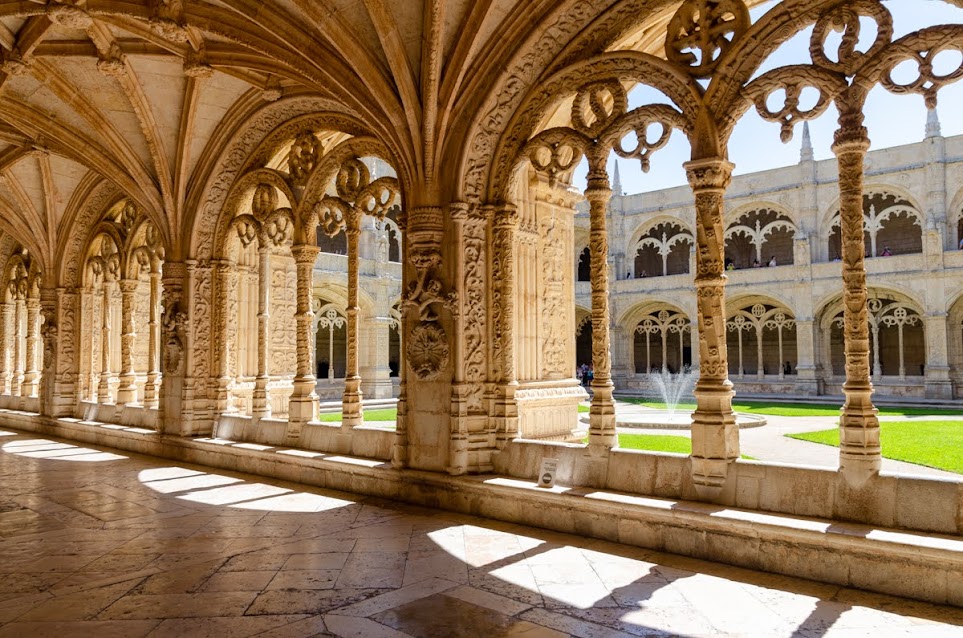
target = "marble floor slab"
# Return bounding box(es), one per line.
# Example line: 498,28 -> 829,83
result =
0,427 -> 961,637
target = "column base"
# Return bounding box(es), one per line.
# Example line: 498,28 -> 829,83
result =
341,381 -> 364,429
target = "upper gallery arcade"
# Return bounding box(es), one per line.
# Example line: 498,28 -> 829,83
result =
2,0 -> 963,604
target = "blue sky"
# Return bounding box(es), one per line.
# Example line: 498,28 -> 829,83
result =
572,0 -> 963,194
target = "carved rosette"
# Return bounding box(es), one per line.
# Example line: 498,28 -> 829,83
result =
406,323 -> 450,381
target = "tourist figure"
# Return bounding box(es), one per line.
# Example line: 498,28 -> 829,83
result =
752,259 -> 761,268
784,361 -> 792,375
725,257 -> 735,271
767,255 -> 777,267
881,246 -> 892,256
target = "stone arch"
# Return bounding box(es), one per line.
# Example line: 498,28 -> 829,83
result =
629,218 -> 693,278
824,187 -> 924,261
625,302 -> 693,375
816,289 -> 926,382
724,206 -> 797,269
725,298 -> 798,379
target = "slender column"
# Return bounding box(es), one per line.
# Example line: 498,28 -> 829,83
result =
11,298 -> 23,397
660,327 -> 668,371
21,297 -> 40,397
686,158 -> 738,497
777,326 -> 785,379
870,320 -> 882,379
392,210 -> 409,468
144,265 -> 161,408
116,279 -> 139,405
585,173 -> 616,450
288,244 -> 321,436
252,241 -> 271,417
342,211 -> 364,428
213,260 -> 235,415
756,325 -> 764,379
97,283 -> 113,403
449,203 -> 469,475
833,114 -> 880,486
0,302 -> 11,394
492,205 -> 520,448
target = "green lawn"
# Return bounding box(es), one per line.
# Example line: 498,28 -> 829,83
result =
316,408 -> 399,422
620,398 -> 963,418
581,433 -> 754,459
787,421 -> 963,474
577,404 -> 590,413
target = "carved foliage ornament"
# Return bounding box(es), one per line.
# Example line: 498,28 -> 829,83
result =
666,0 -> 750,78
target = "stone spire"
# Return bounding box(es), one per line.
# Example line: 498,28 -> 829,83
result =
925,106 -> 941,139
612,160 -> 622,195
800,121 -> 814,162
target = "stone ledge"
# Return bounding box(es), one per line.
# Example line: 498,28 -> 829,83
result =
1,410 -> 962,607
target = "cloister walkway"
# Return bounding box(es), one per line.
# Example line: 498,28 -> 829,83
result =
0,427 -> 962,637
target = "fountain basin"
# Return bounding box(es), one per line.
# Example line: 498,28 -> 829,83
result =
581,410 -> 766,430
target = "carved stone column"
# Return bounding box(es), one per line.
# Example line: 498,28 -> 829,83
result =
832,121 -> 881,486
399,205 -> 453,472
585,175 -> 616,450
686,158 -> 739,498
342,211 -> 364,429
0,302 -> 10,394
213,260 -> 236,416
11,297 -> 23,397
116,279 -> 139,405
289,244 -> 321,438
46,288 -> 78,418
96,284 -> 113,404
449,203 -> 470,474
21,296 -> 40,398
252,242 -> 272,418
159,261 -> 187,434
392,209 -> 410,469
491,205 -> 520,449
144,264 -> 161,409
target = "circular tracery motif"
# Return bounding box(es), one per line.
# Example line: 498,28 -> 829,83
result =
406,322 -> 450,381
665,0 -> 750,77
336,158 -> 370,201
571,80 -> 628,138
810,0 -> 893,76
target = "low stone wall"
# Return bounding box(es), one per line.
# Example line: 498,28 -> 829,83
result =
215,414 -> 393,460
492,439 -> 963,535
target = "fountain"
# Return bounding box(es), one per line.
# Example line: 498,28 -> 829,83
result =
582,367 -> 766,429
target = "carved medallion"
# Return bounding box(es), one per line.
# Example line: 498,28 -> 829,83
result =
406,322 -> 450,381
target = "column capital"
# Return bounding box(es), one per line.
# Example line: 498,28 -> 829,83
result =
119,279 -> 139,294
831,132 -> 870,157
449,201 -> 470,222
291,243 -> 321,264
491,204 -> 519,230
684,157 -> 734,192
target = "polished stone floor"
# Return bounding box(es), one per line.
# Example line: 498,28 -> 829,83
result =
0,427 -> 962,637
